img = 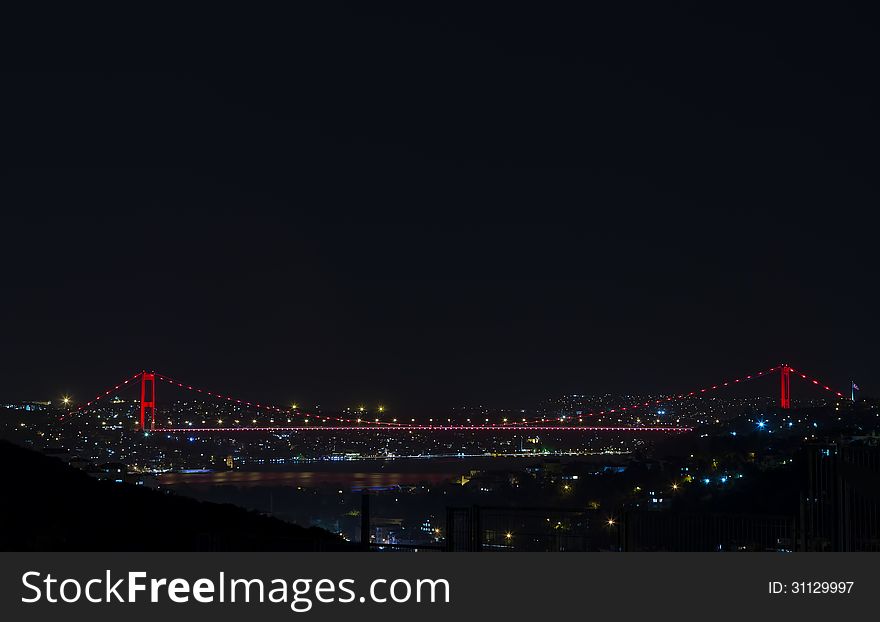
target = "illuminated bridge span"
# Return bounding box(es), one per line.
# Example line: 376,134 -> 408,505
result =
61,363 -> 846,434
155,425 -> 692,433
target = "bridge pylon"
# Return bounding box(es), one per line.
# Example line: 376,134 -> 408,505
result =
780,363 -> 791,409
140,371 -> 156,431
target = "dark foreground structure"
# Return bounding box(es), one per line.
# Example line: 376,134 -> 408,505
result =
801,443 -> 880,552
436,443 -> 880,552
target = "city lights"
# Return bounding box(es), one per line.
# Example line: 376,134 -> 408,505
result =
8,359 -> 865,554
5,39 -> 877,565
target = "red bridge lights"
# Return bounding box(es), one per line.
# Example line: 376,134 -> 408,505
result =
140,372 -> 156,431
780,364 -> 792,410
62,363 -> 849,432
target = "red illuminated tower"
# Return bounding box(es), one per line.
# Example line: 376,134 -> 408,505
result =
780,364 -> 791,410
140,371 -> 156,431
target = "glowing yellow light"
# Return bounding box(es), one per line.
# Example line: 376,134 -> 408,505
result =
358,406 -> 365,412
607,518 -> 616,527
291,403 -> 299,410
505,532 -> 512,539
378,405 -> 385,413
61,396 -> 71,405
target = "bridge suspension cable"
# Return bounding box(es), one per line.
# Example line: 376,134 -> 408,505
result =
59,371 -> 145,421
58,362 -> 850,432
502,363 -> 847,426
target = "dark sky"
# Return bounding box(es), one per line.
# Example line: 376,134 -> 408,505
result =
2,5 -> 877,413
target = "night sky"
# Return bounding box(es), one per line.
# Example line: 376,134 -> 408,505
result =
2,5 -> 877,414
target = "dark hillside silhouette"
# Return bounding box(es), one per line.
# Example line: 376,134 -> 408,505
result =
0,440 -> 353,551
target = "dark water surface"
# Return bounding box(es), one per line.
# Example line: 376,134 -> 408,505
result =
158,455 -> 625,489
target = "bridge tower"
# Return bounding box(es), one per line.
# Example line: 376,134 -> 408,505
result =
140,371 -> 156,431
780,364 -> 791,410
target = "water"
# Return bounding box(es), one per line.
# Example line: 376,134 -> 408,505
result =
157,454 -> 625,489
159,469 -> 457,488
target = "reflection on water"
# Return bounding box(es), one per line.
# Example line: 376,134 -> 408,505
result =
159,470 -> 456,488
157,455 -> 622,489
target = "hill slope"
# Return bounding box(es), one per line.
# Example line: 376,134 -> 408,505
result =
0,440 -> 353,551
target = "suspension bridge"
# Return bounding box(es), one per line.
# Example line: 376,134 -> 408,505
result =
59,363 -> 848,435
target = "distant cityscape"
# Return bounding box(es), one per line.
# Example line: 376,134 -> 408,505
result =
2,387 -> 878,552
1,391 -> 817,470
